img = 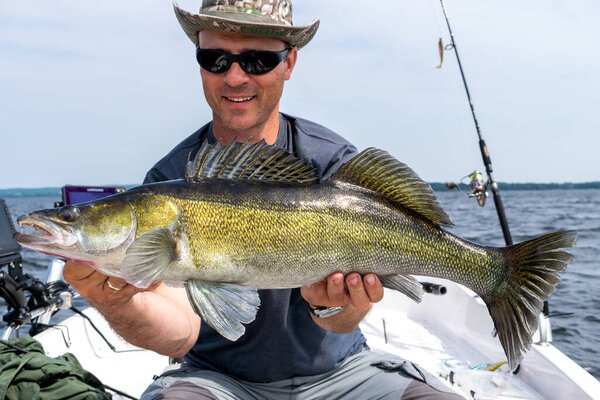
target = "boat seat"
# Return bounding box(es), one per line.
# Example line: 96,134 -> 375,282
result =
0,198 -> 22,268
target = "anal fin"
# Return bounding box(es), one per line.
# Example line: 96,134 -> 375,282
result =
185,280 -> 260,341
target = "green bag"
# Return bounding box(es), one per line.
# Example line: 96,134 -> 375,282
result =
0,337 -> 111,400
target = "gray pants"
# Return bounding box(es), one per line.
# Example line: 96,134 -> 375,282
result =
141,351 -> 464,400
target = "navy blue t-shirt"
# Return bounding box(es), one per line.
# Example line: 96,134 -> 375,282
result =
144,113 -> 367,383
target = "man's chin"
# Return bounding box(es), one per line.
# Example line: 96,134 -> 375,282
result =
217,116 -> 261,135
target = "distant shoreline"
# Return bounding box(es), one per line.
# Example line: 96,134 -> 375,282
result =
430,182 -> 600,192
1,182 -> 599,198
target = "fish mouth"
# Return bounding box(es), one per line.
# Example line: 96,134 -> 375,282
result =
15,215 -> 76,248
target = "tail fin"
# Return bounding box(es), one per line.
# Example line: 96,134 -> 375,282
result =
482,230 -> 578,371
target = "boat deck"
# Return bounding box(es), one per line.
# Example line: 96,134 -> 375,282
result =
361,278 -> 600,399
33,279 -> 600,400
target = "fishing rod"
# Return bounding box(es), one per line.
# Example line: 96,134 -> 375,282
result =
438,0 -> 512,247
437,0 -> 554,343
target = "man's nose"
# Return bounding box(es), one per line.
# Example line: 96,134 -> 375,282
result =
223,62 -> 250,87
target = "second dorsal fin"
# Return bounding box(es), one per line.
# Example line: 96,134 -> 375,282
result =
185,140 -> 319,184
330,148 -> 452,227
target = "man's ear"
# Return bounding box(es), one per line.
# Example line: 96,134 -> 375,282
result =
283,47 -> 298,81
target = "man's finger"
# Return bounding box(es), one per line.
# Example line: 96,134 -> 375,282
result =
326,272 -> 346,307
346,273 -> 371,310
64,261 -> 128,301
62,260 -> 98,282
363,274 -> 384,303
63,261 -> 108,294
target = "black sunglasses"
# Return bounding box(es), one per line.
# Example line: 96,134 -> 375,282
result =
196,48 -> 291,75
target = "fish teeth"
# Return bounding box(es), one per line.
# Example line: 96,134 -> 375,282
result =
21,222 -> 51,236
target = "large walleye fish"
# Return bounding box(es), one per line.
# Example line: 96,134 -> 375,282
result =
15,140 -> 576,370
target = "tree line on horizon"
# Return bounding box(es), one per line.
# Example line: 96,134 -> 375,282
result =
1,182 -> 600,198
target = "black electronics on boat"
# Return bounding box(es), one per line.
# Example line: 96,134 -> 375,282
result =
0,199 -> 21,269
0,198 -> 28,313
55,185 -> 126,207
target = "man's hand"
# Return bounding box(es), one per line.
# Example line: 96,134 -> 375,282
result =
63,261 -> 157,306
301,272 -> 384,333
63,261 -> 200,357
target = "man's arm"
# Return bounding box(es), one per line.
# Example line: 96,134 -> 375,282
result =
63,261 -> 200,357
301,272 -> 383,333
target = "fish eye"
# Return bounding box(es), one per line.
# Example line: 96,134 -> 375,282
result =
58,206 -> 80,223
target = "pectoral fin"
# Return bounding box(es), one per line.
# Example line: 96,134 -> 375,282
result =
122,228 -> 178,288
185,280 -> 260,341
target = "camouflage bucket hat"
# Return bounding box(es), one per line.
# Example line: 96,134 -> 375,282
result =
173,1 -> 320,49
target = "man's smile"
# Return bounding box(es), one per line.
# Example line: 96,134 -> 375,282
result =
224,96 -> 255,103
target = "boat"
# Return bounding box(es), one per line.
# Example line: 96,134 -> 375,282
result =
1,197 -> 599,400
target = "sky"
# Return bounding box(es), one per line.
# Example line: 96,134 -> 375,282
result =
1,0 -> 599,189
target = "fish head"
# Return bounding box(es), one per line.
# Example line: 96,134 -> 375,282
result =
15,198 -> 136,264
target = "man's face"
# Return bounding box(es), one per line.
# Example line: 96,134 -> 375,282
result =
198,31 -> 297,139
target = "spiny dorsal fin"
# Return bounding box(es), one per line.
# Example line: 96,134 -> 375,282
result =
331,148 -> 452,227
185,140 -> 318,184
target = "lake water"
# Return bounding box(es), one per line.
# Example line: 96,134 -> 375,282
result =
2,189 -> 599,380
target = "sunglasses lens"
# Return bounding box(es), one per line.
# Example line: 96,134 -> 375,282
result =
196,49 -> 288,75
241,51 -> 282,75
196,50 -> 230,73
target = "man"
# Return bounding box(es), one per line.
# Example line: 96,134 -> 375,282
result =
63,2 -> 463,399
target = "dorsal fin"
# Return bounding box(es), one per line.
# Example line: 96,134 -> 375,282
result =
185,140 -> 319,184
331,148 -> 452,227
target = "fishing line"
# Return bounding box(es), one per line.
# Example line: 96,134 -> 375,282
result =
429,0 -> 445,37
